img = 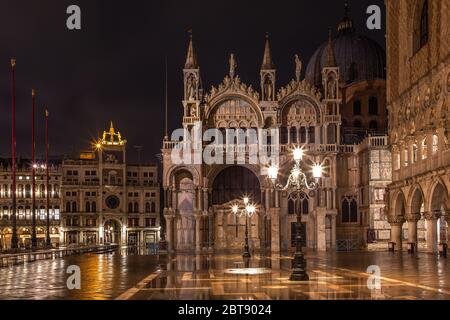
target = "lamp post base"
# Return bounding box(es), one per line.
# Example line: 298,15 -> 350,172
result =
289,251 -> 309,281
242,244 -> 251,258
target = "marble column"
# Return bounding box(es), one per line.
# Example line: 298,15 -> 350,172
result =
425,211 -> 440,254
166,215 -> 174,252
388,215 -> 405,250
331,214 -> 337,249
445,211 -> 450,244
195,214 -> 201,253
208,212 -> 214,250
270,208 -> 280,252
407,213 -> 420,249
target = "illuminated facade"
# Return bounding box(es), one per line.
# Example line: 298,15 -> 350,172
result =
162,8 -> 391,253
0,159 -> 62,249
0,123 -> 161,250
386,0 -> 450,252
60,122 -> 161,247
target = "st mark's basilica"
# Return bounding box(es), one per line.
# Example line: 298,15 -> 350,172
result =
162,9 -> 394,254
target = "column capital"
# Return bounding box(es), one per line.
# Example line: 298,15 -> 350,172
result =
424,210 -> 441,220
387,215 -> 405,226
406,213 -> 421,222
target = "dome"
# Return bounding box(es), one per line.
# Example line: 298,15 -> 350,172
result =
305,15 -> 386,87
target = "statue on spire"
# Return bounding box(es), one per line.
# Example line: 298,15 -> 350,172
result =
229,53 -> 237,78
295,54 -> 302,82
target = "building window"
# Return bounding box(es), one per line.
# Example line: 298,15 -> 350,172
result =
91,201 -> 96,213
151,202 -> 156,213
85,202 -> 91,213
432,134 -> 438,153
145,202 -> 150,213
353,100 -> 361,115
134,202 -> 139,213
71,201 -> 77,213
413,144 -> 418,163
128,202 -> 133,213
404,148 -> 409,167
414,0 -> 429,54
421,138 -> 427,159
368,97 -> 378,115
342,199 -> 358,223
289,127 -> 297,143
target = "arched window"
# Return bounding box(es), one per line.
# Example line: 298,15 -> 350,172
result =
368,97 -> 378,115
85,202 -> 91,213
300,127 -> 306,143
342,199 -> 350,223
421,138 -> 427,159
350,199 -> 358,222
54,206 -> 60,220
353,100 -> 361,115
432,134 -> 438,153
342,199 -> 357,223
71,201 -> 77,213
413,144 -> 418,163
91,201 -> 96,213
289,127 -> 297,143
66,201 -> 71,213
288,199 -> 295,215
308,127 -> 315,143
145,202 -> 150,213
151,202 -> 156,213
369,120 -> 378,130
128,202 -> 133,213
40,184 -> 45,198
25,185 -> 31,198
414,0 -> 429,54
281,127 -> 289,144
134,202 -> 139,213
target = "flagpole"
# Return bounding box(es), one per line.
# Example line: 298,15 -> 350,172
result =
10,59 -> 19,250
45,109 -> 51,247
31,89 -> 37,249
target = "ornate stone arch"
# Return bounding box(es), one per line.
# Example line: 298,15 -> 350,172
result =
391,189 -> 407,218
426,178 -> 449,212
206,94 -> 264,128
407,184 -> 425,216
165,165 -> 200,187
278,93 -> 323,126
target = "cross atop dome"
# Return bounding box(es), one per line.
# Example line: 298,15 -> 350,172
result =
337,0 -> 354,33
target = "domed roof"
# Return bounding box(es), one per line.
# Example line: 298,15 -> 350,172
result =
305,11 -> 386,87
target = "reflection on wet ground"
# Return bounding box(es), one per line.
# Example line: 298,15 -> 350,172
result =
0,249 -> 449,300
0,247 -> 164,300
125,251 -> 450,300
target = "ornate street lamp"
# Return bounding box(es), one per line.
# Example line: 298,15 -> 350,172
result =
268,147 -> 322,281
231,197 -> 256,258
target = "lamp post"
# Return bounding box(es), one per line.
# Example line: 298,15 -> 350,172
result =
268,147 -> 322,281
232,197 -> 256,258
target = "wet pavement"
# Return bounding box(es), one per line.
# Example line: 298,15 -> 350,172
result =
0,247 -> 164,300
0,249 -> 449,300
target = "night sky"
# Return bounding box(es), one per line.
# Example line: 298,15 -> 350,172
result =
0,0 -> 385,164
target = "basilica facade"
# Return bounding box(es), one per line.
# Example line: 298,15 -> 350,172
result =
386,0 -> 450,253
162,8 -> 391,253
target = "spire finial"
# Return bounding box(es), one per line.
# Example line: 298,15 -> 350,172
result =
338,0 -> 353,33
184,29 -> 198,69
261,32 -> 275,70
326,29 -> 337,67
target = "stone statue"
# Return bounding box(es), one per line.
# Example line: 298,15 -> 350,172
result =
187,74 -> 196,100
295,54 -> 302,82
327,76 -> 336,99
229,53 -> 237,78
264,76 -> 273,101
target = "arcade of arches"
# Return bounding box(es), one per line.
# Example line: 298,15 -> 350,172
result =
388,181 -> 450,253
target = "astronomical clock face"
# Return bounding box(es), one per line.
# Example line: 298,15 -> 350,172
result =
105,195 -> 120,210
